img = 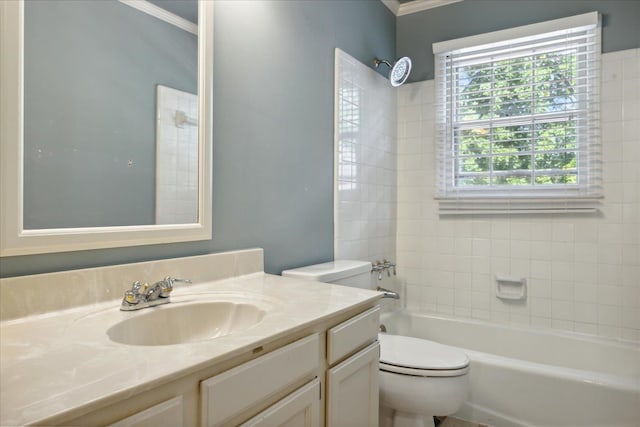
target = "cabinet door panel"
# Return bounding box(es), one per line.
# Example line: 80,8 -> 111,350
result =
240,379 -> 320,427
327,342 -> 379,427
201,334 -> 319,427
327,306 -> 380,365
106,396 -> 183,427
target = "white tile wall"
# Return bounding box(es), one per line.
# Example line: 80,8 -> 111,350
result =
156,85 -> 199,224
396,49 -> 640,343
334,49 -> 397,263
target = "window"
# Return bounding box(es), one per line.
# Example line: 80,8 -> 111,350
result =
434,13 -> 601,213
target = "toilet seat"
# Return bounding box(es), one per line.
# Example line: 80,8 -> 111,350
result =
379,362 -> 469,377
378,334 -> 470,377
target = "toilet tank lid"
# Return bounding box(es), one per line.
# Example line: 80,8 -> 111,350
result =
281,260 -> 372,282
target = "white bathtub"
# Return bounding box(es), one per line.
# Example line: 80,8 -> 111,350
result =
380,310 -> 640,427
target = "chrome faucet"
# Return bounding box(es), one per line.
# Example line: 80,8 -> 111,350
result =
377,286 -> 400,299
120,276 -> 191,311
372,259 -> 397,280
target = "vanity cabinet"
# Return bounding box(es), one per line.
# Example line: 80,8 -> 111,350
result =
0,250 -> 383,427
52,304 -> 379,427
197,306 -> 381,427
325,306 -> 380,427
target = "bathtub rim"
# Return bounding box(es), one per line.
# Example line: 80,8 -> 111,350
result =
381,310 -> 640,351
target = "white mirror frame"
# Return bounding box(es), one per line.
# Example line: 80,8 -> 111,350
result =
0,0 -> 213,257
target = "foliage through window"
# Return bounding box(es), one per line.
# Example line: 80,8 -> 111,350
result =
434,13 -> 601,205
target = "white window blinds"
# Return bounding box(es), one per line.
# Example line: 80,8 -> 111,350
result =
433,12 -> 601,214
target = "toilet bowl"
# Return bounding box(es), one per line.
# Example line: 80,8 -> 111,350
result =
281,260 -> 470,427
378,333 -> 470,427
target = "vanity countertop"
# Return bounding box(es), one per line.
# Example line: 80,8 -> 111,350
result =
0,272 -> 380,426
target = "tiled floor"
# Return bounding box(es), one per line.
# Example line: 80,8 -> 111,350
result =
439,416 -> 490,427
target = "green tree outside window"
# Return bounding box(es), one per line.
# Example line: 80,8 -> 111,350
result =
453,50 -> 580,188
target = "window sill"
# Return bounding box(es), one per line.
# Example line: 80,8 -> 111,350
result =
436,197 -> 602,215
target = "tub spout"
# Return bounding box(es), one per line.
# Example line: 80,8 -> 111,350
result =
377,286 -> 400,299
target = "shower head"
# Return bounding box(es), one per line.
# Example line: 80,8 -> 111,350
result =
373,56 -> 412,87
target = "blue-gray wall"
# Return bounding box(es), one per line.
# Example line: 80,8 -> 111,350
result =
9,0 -> 636,279
148,0 -> 198,23
0,0 -> 395,277
24,0 -> 197,228
398,0 -> 640,82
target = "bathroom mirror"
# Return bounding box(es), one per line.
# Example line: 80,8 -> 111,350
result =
0,0 -> 213,256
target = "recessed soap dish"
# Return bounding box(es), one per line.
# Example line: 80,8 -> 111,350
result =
495,275 -> 526,301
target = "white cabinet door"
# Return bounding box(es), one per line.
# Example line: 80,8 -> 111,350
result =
240,379 -> 320,427
327,306 -> 379,365
326,342 -> 379,427
201,334 -> 319,427
106,396 -> 183,427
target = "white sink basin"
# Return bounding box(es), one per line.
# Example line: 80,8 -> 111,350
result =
107,301 -> 266,346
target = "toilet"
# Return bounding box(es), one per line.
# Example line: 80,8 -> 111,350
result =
282,260 -> 470,427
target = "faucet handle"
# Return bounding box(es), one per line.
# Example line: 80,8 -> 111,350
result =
127,281 -> 148,296
123,290 -> 140,304
159,276 -> 191,297
122,281 -> 148,305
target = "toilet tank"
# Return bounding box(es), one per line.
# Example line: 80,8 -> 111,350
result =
282,260 -> 373,289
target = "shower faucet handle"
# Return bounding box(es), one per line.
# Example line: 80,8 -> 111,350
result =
372,260 -> 396,280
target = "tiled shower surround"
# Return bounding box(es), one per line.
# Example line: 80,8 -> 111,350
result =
155,85 -> 199,224
334,49 -> 397,263
396,49 -> 640,342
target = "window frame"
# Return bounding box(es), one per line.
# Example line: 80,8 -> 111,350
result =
433,12 -> 602,213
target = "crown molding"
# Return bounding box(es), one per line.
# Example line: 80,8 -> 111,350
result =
380,0 -> 400,15
381,0 -> 463,17
118,0 -> 197,35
